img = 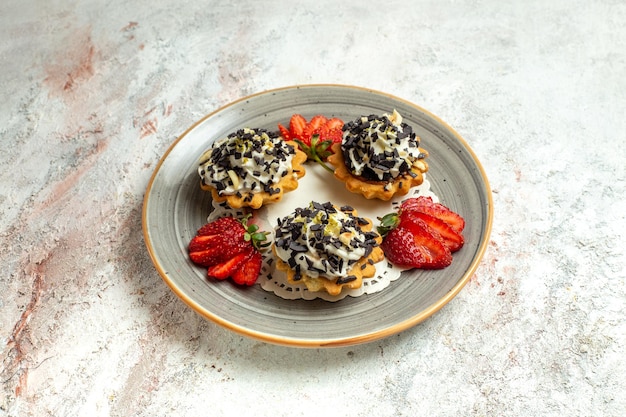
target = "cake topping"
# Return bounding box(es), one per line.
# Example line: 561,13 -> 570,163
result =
341,110 -> 426,182
198,128 -> 297,199
278,114 -> 344,173
274,201 -> 380,281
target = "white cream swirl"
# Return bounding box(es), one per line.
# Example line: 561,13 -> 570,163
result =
274,202 -> 379,283
341,110 -> 425,182
198,128 -> 295,197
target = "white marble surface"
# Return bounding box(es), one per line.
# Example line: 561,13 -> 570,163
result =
1,0 -> 625,416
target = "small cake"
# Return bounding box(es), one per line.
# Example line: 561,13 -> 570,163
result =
198,128 -> 307,209
273,201 -> 384,296
327,110 -> 429,200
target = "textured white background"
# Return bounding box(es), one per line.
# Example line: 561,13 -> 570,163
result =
1,0 -> 625,416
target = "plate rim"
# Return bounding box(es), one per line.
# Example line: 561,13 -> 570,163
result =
142,83 -> 494,348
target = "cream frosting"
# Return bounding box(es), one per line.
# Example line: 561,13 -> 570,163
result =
341,110 -> 426,182
198,128 -> 296,198
273,202 -> 379,283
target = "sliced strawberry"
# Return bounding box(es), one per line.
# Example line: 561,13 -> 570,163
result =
324,117 -> 344,131
196,216 -> 245,237
303,115 -> 328,138
289,114 -> 308,142
402,211 -> 464,252
207,251 -> 251,280
324,127 -> 343,143
401,196 -> 465,233
312,117 -> 343,149
189,239 -> 249,267
277,123 -> 291,141
189,216 -> 253,266
231,250 -> 262,286
189,215 -> 269,285
189,222 -> 245,251
382,221 -> 452,269
189,241 -> 234,266
378,197 -> 465,270
188,234 -> 221,253
380,226 -> 422,267
280,114 -> 347,173
190,218 -> 245,255
400,218 -> 452,268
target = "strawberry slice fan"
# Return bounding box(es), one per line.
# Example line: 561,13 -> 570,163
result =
278,114 -> 344,173
378,196 -> 465,270
188,214 -> 269,286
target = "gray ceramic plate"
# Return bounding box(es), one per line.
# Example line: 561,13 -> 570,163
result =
142,84 -> 493,347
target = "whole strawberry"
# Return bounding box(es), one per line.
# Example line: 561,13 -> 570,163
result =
377,196 -> 465,269
188,215 -> 269,286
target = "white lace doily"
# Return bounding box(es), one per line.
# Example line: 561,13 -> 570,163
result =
207,163 -> 438,302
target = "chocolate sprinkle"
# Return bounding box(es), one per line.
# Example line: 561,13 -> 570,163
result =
336,275 -> 357,285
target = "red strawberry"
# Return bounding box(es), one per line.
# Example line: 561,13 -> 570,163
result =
188,218 -> 248,266
189,242 -> 235,266
189,219 -> 245,253
188,234 -> 221,253
324,117 -> 344,131
288,114 -> 308,143
316,123 -> 343,147
324,127 -> 343,143
379,226 -> 419,267
380,222 -> 452,269
277,123 -> 291,141
401,211 -> 464,252
377,197 -> 465,270
196,216 -> 242,235
188,215 -> 270,285
231,250 -> 263,286
303,115 -> 328,137
308,116 -> 343,151
278,114 -> 345,173
401,196 -> 465,233
207,250 -> 251,279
